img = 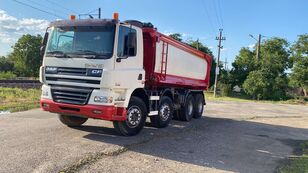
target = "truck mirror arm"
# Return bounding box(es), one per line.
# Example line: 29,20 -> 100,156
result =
116,56 -> 129,63
40,29 -> 49,57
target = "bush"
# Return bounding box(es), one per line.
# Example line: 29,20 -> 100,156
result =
220,83 -> 232,97
0,71 -> 16,80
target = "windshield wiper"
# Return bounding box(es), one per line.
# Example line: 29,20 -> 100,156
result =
46,51 -> 70,58
76,50 -> 97,54
75,50 -> 110,59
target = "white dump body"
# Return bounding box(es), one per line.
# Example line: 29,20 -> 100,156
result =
154,41 -> 208,80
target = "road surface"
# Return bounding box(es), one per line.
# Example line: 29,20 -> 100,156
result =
0,101 -> 307,173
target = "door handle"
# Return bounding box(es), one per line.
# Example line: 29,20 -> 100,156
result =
138,74 -> 142,80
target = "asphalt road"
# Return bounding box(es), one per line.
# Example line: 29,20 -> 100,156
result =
0,101 -> 308,173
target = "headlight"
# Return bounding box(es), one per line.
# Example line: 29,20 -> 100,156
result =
94,96 -> 113,103
42,90 -> 49,96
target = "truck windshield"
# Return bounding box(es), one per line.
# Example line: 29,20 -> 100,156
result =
46,25 -> 115,59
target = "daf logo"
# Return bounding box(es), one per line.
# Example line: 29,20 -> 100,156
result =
45,66 -> 58,74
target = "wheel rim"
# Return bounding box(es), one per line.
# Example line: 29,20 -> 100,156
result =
126,106 -> 142,128
187,100 -> 193,116
159,103 -> 170,121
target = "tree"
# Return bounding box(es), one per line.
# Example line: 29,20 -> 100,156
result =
9,34 -> 42,77
289,34 -> 308,96
0,56 -> 14,72
243,38 -> 290,100
230,48 -> 257,86
169,33 -> 182,42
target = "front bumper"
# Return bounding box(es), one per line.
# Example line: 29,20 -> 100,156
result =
40,98 -> 127,121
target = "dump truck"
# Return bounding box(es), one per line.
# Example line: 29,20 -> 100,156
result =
40,13 -> 212,136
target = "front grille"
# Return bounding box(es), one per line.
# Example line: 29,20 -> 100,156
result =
51,85 -> 93,105
46,77 -> 100,85
45,67 -> 102,77
57,67 -> 87,76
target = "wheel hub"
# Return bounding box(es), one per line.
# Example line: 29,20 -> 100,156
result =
126,106 -> 141,128
160,104 -> 170,121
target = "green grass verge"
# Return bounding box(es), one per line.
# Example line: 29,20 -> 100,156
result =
0,87 -> 41,113
205,92 -> 307,105
278,141 -> 308,173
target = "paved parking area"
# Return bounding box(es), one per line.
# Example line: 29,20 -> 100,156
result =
0,101 -> 307,173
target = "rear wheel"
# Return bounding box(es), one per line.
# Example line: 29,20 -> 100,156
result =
113,96 -> 147,136
193,94 -> 204,119
179,94 -> 194,121
150,96 -> 174,128
58,114 -> 88,127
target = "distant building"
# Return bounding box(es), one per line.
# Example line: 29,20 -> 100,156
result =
233,85 -> 241,93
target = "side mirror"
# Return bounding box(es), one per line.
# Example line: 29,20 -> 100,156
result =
40,32 -> 49,56
40,46 -> 46,56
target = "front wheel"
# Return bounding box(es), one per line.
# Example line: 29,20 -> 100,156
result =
58,114 -> 88,127
113,96 -> 147,136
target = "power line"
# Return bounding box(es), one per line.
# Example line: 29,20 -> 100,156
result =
217,0 -> 224,28
78,8 -> 101,19
201,0 -> 216,34
24,0 -> 70,16
12,0 -> 64,19
44,0 -> 79,14
211,0 -> 222,28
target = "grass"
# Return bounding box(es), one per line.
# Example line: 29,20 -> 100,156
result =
0,87 -> 41,113
205,92 -> 307,105
278,141 -> 308,173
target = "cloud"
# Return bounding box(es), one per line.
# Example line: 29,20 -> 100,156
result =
248,44 -> 255,49
0,9 -> 48,44
221,47 -> 228,52
162,31 -> 192,38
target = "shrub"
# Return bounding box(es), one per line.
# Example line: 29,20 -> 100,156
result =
0,71 -> 16,80
220,83 -> 232,97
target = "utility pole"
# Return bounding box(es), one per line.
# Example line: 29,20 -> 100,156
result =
98,8 -> 101,19
213,29 -> 226,97
256,34 -> 261,60
249,34 -> 262,60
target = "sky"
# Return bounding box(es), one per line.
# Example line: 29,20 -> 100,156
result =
0,0 -> 307,68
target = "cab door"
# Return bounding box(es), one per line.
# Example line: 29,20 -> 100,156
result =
113,24 -> 145,90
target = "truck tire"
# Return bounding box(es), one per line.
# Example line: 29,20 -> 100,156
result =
193,94 -> 204,119
150,96 -> 174,128
180,94 -> 194,121
113,96 -> 147,136
58,114 -> 88,127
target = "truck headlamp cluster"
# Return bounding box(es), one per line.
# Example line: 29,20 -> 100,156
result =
45,67 -> 58,74
94,96 -> 113,103
42,90 -> 49,96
